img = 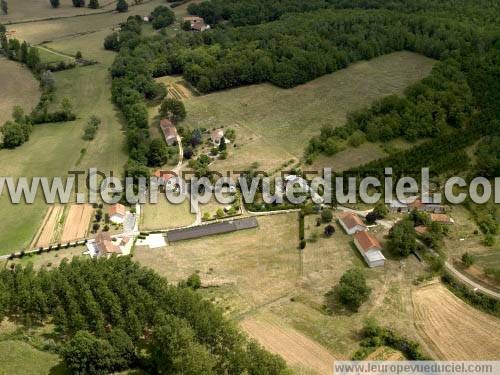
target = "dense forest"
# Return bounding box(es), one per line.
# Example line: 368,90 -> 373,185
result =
0,257 -> 287,374
106,0 -> 499,182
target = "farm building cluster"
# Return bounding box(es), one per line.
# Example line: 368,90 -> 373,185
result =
338,211 -> 385,268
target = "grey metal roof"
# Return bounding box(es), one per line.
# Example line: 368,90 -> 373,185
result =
167,217 -> 258,242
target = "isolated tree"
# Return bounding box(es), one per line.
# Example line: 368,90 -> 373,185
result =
186,273 -> 201,290
321,209 -> 333,223
387,219 -> 418,257
50,0 -> 60,8
88,0 -> 99,9
75,51 -> 83,59
334,269 -> 371,312
461,252 -> 476,268
1,0 -> 8,15
159,98 -> 186,122
218,136 -> 226,151
324,224 -> 335,237
116,0 -> 128,12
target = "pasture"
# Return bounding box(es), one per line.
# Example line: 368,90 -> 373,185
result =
413,282 -> 500,360
140,199 -> 195,231
183,51 -> 436,173
0,63 -> 127,254
0,340 -> 64,375
6,0 -> 169,45
134,212 -> 428,371
0,57 -> 40,126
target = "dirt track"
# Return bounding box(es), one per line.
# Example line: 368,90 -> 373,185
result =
413,283 -> 500,360
241,317 -> 335,375
35,205 -> 63,248
61,204 -> 93,242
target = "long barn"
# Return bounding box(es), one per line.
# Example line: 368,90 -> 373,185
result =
167,217 -> 258,243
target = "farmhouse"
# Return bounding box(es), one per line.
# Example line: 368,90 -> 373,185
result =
160,119 -> 178,146
167,217 -> 258,242
153,170 -> 177,192
430,213 -> 454,224
388,196 -> 445,214
183,16 -> 210,32
353,231 -> 385,268
88,232 -> 133,258
338,212 -> 366,235
211,129 -> 225,146
109,203 -> 126,224
409,198 -> 445,213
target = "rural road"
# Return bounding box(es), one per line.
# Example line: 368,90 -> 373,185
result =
445,262 -> 500,300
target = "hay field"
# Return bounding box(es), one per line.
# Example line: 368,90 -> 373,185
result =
34,205 -> 63,248
135,212 -> 426,364
7,0 -> 168,44
0,0 -> 117,24
413,282 -> 500,360
242,315 -> 335,375
0,57 -> 40,126
183,51 -> 436,172
61,204 -> 93,242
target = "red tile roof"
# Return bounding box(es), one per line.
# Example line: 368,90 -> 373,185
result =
430,213 -> 453,223
154,170 -> 175,182
109,203 -> 126,217
415,225 -> 429,234
354,231 -> 382,252
339,212 -> 365,230
95,232 -> 121,255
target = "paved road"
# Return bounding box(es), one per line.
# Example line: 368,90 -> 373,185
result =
445,261 -> 500,300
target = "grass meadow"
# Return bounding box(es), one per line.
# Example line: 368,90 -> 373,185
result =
0,57 -> 40,126
134,212 -> 427,363
182,51 -> 435,173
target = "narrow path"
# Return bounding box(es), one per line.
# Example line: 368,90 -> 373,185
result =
445,261 -> 500,300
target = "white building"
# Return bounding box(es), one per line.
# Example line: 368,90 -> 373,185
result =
353,231 -> 385,268
109,203 -> 126,224
338,211 -> 366,235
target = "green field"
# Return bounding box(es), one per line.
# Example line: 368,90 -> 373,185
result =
0,57 -> 40,126
134,212 -> 426,360
182,51 -> 436,173
7,0 -> 168,45
0,63 -> 127,254
0,340 -> 64,375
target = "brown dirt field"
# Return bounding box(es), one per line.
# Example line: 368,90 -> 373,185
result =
413,283 -> 500,360
35,205 -> 63,248
61,204 -> 93,242
241,316 -> 335,375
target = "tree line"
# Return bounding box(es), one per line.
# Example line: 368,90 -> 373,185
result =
0,30 -> 76,149
0,256 -> 287,374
